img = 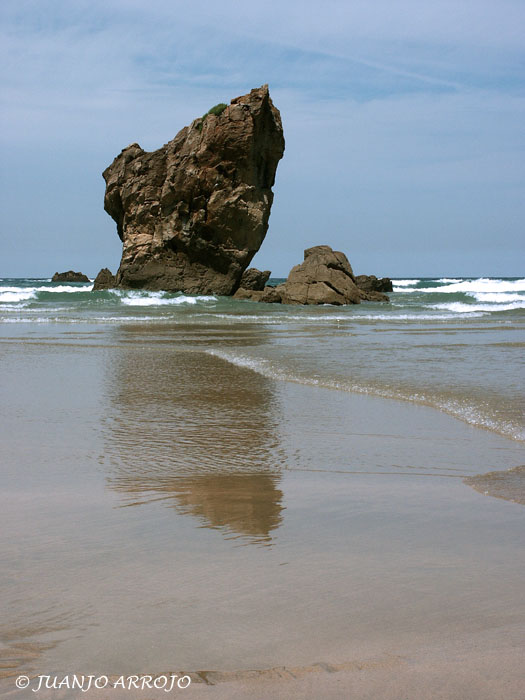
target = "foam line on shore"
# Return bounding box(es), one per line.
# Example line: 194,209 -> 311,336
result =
205,348 -> 525,442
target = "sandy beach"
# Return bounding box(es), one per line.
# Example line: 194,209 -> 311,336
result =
3,628 -> 525,700
1,322 -> 524,699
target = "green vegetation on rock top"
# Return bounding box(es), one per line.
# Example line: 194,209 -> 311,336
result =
203,103 -> 227,119
197,103 -> 228,131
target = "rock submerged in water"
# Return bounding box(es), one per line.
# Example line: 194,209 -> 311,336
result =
355,274 -> 393,293
102,85 -> 285,295
233,285 -> 282,303
93,268 -> 116,290
52,270 -> 90,283
234,246 -> 390,305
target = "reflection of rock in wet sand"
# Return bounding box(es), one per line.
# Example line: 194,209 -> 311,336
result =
172,473 -> 283,541
103,332 -> 285,542
464,465 -> 525,505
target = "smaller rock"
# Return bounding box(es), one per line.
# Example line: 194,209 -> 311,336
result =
233,248 -> 391,306
355,274 -> 393,293
93,268 -> 116,290
280,246 -> 362,305
238,268 -> 271,291
52,270 -> 90,283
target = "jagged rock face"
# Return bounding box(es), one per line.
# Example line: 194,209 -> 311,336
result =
93,268 -> 116,290
280,246 -> 363,305
103,85 -> 285,294
52,271 -> 90,283
238,267 -> 271,290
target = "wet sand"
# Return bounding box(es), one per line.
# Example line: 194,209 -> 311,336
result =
464,465 -> 525,505
1,330 -> 524,699
2,628 -> 525,700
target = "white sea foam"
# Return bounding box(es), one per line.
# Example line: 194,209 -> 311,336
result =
393,279 -> 420,287
0,290 -> 36,302
207,311 -> 489,323
437,278 -> 462,283
468,292 -> 525,303
396,278 -> 525,294
206,349 -> 525,441
0,284 -> 92,303
120,296 -> 194,306
40,284 -> 93,292
0,314 -> 170,323
0,317 -> 84,323
203,313 -> 354,323
0,302 -> 31,310
432,301 -> 525,313
119,292 -> 217,306
352,313 -> 486,320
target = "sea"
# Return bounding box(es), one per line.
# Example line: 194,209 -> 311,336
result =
1,276 -> 524,441
1,276 -> 524,691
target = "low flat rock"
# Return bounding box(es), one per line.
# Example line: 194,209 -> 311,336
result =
52,270 -> 90,283
355,274 -> 393,293
233,286 -> 282,303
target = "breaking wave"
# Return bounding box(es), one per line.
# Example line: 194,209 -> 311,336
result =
117,291 -> 217,306
431,301 -> 525,313
390,277 -> 525,315
392,279 -> 420,287
394,278 -> 525,294
0,284 -> 93,303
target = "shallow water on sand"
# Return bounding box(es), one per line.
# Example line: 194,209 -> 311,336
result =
1,276 -> 525,442
1,319 -> 524,686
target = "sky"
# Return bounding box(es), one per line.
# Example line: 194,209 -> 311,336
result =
1,0 -> 524,278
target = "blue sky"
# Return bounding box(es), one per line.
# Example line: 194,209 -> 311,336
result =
1,0 -> 524,277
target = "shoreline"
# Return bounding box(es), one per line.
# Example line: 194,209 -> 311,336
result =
205,347 -> 525,445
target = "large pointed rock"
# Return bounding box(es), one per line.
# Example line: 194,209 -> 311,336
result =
103,85 -> 285,294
